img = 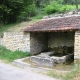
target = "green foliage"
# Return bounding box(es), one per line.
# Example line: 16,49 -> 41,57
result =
0,0 -> 80,24
0,0 -> 37,24
33,13 -> 45,19
35,0 -> 51,8
64,5 -> 76,10
44,1 -> 64,14
44,0 -> 79,15
54,0 -> 63,4
63,0 -> 79,4
0,46 -> 30,62
18,4 -> 37,22
0,0 -> 23,24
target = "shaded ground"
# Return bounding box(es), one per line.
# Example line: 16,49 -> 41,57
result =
0,60 -> 57,80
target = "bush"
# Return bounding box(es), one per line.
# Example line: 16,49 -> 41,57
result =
44,1 -> 77,14
44,1 -> 64,14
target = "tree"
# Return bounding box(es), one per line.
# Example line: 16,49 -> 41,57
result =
17,0 -> 37,22
75,0 -> 78,12
0,0 -> 37,24
35,0 -> 52,8
0,0 -> 23,24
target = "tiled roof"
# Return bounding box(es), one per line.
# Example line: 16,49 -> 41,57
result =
24,16 -> 80,32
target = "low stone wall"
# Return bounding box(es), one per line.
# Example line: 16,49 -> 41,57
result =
1,32 -> 30,52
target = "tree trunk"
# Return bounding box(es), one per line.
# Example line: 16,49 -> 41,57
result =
75,0 -> 78,14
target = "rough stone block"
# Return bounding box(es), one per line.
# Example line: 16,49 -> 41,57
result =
30,56 -> 55,67
74,56 -> 80,59
51,56 -> 66,63
65,54 -> 74,63
37,51 -> 55,57
30,54 -> 74,67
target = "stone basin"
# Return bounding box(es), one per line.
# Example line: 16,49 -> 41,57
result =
30,52 -> 74,67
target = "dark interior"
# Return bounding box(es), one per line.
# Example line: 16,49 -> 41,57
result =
48,46 -> 74,57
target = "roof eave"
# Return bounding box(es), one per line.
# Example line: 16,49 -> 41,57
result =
24,29 -> 79,32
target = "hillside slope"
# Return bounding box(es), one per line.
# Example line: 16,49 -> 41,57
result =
7,19 -> 40,32
0,19 -> 40,37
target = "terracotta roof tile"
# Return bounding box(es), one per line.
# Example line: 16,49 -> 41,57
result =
24,16 -> 80,32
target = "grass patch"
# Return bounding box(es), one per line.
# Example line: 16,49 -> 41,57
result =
32,14 -> 45,19
47,62 -> 80,80
0,19 -> 41,36
62,63 -> 80,80
47,69 -> 69,79
0,23 -> 18,37
0,46 -> 30,62
32,9 -> 47,19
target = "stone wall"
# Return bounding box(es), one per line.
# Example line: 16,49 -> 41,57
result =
30,32 -> 75,54
2,32 -> 30,52
74,31 -> 80,59
48,32 -> 75,48
0,31 -> 76,56
22,32 -> 30,52
30,33 -> 48,55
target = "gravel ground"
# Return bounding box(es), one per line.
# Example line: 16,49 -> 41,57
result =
0,60 -> 57,80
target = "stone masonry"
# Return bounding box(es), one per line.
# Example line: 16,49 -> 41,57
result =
74,31 -> 80,59
1,32 -> 30,52
48,32 -> 74,48
30,32 -> 48,54
0,30 -> 79,61
30,32 -> 74,54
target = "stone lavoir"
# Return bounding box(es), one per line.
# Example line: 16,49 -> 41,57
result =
29,31 -> 74,67
23,15 -> 80,66
0,15 -> 80,66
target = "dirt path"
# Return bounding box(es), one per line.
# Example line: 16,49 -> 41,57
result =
0,60 -> 57,80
